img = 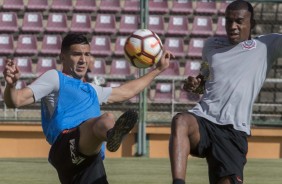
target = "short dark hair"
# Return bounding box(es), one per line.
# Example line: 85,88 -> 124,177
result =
226,0 -> 254,21
61,33 -> 90,53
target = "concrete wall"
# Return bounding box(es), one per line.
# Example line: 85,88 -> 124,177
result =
0,123 -> 282,159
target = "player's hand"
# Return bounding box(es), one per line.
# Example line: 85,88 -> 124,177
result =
183,76 -> 202,92
3,58 -> 20,87
155,49 -> 174,72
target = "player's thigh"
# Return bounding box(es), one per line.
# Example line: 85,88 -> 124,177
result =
79,112 -> 115,155
171,112 -> 201,149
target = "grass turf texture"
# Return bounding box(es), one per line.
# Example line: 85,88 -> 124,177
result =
0,158 -> 281,184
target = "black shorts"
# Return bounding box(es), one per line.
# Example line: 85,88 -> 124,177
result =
190,114 -> 248,184
48,127 -> 109,184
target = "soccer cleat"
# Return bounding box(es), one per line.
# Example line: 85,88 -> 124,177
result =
106,110 -> 138,152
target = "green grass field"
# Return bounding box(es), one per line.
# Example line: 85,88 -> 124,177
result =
0,158 -> 281,184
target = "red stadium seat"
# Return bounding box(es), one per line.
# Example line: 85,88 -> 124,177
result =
148,15 -> 165,36
45,13 -> 69,33
170,0 -> 193,14
99,0 -> 121,13
164,37 -> 186,58
166,16 -> 190,36
148,0 -> 169,14
36,57 -> 57,76
26,0 -> 49,11
15,34 -> 38,55
70,13 -> 93,33
183,60 -> 201,77
94,13 -> 116,34
177,87 -> 202,104
90,35 -> 112,57
50,0 -> 73,12
114,36 -> 127,56
194,1 -> 217,15
110,59 -> 131,78
158,60 -> 180,78
151,82 -> 173,103
74,0 -> 97,12
119,14 -> 139,35
0,34 -> 14,55
41,35 -> 62,55
219,1 -> 232,15
21,12 -> 44,33
88,58 -> 107,77
122,0 -> 140,13
215,17 -> 226,36
0,12 -> 18,33
2,0 -> 24,11
187,38 -> 205,58
191,16 -> 213,37
14,57 -> 35,78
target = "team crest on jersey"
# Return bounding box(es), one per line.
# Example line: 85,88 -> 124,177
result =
241,39 -> 256,50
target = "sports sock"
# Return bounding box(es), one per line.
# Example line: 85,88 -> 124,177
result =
173,179 -> 185,184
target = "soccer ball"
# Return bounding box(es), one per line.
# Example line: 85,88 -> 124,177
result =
124,29 -> 163,68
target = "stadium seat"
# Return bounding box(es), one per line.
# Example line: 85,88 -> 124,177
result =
90,35 -> 112,57
36,57 -> 57,76
170,0 -> 193,14
119,14 -> 139,35
50,0 -> 73,12
88,58 -> 107,77
40,35 -> 62,55
14,57 -> 35,78
74,0 -> 97,12
164,37 -> 186,58
219,1 -> 232,15
2,0 -> 24,11
15,34 -> 38,56
151,82 -> 173,103
0,12 -> 18,33
99,0 -> 121,13
187,38 -> 205,59
177,87 -> 202,104
183,60 -> 201,77
122,0 -> 140,13
0,34 -> 14,55
0,57 -> 6,78
114,36 -> 127,56
26,0 -> 49,11
110,59 -> 131,78
70,13 -> 93,33
158,60 -> 180,78
191,16 -> 213,37
194,1 -> 217,15
215,17 -> 226,36
21,12 -> 44,33
148,15 -> 165,36
94,14 -> 116,35
148,0 -> 169,14
45,13 -> 69,33
166,16 -> 189,36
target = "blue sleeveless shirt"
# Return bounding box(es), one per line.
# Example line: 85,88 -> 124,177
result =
41,71 -> 101,144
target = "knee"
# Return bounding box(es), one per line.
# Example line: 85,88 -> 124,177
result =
101,112 -> 115,120
171,113 -> 190,132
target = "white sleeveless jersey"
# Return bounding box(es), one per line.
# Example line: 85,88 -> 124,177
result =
189,34 -> 282,135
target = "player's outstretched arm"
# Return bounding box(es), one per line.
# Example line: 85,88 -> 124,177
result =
3,59 -> 35,108
108,50 -> 174,103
